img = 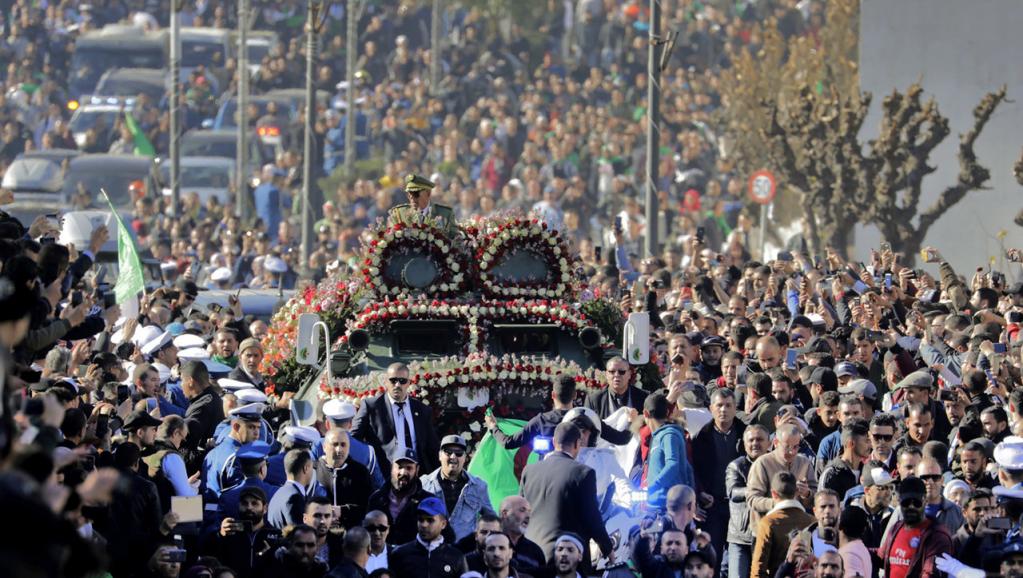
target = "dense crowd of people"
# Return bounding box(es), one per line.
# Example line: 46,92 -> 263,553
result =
6,1 -> 1023,578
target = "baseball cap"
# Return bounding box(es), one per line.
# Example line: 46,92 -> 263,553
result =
440,434 -> 468,449
838,379 -> 878,401
861,466 -> 893,488
417,496 -> 447,517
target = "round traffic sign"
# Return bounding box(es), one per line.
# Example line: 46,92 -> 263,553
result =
748,170 -> 777,205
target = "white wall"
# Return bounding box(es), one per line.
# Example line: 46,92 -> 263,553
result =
857,0 -> 1023,272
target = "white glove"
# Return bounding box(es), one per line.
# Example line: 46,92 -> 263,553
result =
934,553 -> 985,578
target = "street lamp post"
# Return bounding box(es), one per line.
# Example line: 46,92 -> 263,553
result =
301,0 -> 325,275
237,0 -> 250,220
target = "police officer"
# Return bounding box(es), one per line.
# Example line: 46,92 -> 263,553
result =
387,174 -> 457,238
218,440 -> 280,521
201,403 -> 265,504
213,380 -> 275,447
314,399 -> 385,490
265,425 -> 321,489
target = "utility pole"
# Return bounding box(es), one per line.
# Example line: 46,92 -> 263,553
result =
169,0 -> 181,216
644,0 -> 662,257
237,0 -> 250,220
301,0 -> 324,274
430,0 -> 441,94
344,0 -> 359,175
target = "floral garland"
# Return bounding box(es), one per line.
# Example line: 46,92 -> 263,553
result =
259,273 -> 365,394
472,215 -> 573,299
361,221 -> 465,298
319,353 -> 604,401
339,297 -> 595,354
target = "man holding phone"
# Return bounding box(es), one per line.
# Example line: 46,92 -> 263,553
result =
207,485 -> 281,575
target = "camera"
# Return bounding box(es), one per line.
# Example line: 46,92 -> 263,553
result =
532,437 -> 553,455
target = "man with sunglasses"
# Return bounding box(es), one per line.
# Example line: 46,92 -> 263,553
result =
353,362 -> 440,473
362,510 -> 394,574
421,434 -> 496,542
583,356 -> 648,446
387,174 -> 457,238
879,476 -> 952,578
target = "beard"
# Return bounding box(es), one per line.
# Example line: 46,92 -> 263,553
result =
239,509 -> 262,523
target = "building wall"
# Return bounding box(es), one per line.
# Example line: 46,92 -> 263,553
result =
857,0 -> 1023,271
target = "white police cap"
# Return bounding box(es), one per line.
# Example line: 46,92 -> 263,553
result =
229,403 -> 265,422
282,425 -> 321,446
140,331 -> 173,356
236,388 -> 268,404
995,436 -> 1023,470
218,378 -> 254,392
323,399 -> 356,421
133,325 -> 164,348
177,347 -> 210,361
173,333 -> 206,350
211,267 -> 232,282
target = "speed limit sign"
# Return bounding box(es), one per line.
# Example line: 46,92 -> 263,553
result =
748,170 -> 777,205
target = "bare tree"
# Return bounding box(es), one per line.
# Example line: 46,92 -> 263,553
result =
762,82 -> 1006,261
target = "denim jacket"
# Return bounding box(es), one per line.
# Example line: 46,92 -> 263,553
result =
420,469 -> 496,541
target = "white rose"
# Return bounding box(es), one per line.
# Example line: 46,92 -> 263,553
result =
553,247 -> 561,256
460,374 -> 469,383
368,267 -> 379,275
547,236 -> 557,245
499,370 -> 508,380
378,240 -> 388,249
469,421 -> 482,433
397,305 -> 407,315
440,283 -> 449,292
451,262 -> 460,272
509,371 -> 518,380
538,288 -> 548,297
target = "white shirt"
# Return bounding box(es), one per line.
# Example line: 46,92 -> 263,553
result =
366,549 -> 388,573
387,395 -> 417,454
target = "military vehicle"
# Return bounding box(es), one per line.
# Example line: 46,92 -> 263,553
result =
281,214 -> 617,431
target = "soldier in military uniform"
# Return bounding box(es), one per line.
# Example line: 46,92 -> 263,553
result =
388,174 -> 458,238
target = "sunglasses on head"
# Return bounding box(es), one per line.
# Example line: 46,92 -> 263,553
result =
389,377 -> 409,385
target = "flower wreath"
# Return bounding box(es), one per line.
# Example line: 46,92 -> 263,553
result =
361,221 -> 466,298
474,216 -> 573,299
339,298 -> 595,354
320,353 -> 604,400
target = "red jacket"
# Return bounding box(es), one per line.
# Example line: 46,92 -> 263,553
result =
878,518 -> 952,578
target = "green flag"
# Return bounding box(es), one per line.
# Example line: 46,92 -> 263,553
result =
100,189 -> 145,304
123,112 -> 155,157
467,418 -> 540,508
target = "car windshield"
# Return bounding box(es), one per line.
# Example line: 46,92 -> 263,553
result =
69,109 -> 124,133
181,40 -> 226,68
180,137 -> 235,158
95,77 -> 164,101
218,99 -> 292,128
70,46 -> 165,97
159,164 -> 233,188
63,166 -> 147,207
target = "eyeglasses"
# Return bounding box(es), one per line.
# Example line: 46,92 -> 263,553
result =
870,433 -> 894,441
365,525 -> 389,533
389,377 -> 409,385
919,474 -> 942,482
443,448 -> 466,457
607,369 -> 628,375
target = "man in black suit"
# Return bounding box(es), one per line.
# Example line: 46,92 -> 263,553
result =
182,360 -> 224,470
267,449 -> 314,529
585,356 -> 647,445
519,422 -> 613,570
353,362 -> 440,473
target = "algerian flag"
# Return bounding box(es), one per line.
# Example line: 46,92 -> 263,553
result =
100,189 -> 145,304
124,112 -> 156,157
467,418 -> 540,508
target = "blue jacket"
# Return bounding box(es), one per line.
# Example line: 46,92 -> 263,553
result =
253,183 -> 282,236
201,437 -> 244,499
816,430 -> 842,475
420,469 -> 496,542
647,424 -> 694,510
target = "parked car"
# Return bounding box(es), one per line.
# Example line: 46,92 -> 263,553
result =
159,156 -> 235,205
69,101 -> 134,148
179,129 -> 270,178
62,154 -> 160,213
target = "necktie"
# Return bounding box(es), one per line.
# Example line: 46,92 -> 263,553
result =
396,401 -> 414,451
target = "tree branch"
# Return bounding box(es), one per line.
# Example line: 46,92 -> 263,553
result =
917,85 -> 1007,236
